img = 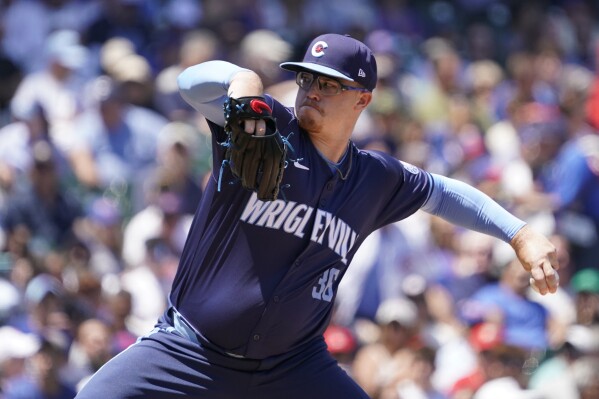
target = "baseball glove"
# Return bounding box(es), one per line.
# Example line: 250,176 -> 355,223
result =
223,96 -> 287,201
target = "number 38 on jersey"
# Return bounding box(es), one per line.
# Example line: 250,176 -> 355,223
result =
312,267 -> 340,302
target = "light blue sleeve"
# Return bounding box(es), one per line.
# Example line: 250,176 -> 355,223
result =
177,61 -> 251,125
421,173 -> 526,242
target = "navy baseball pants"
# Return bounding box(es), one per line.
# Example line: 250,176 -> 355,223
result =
75,310 -> 369,399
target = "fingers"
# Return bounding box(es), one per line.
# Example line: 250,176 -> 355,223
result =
547,247 -> 560,271
529,265 -> 547,295
530,261 -> 560,295
511,225 -> 560,295
243,119 -> 267,136
243,119 -> 256,134
535,245 -> 560,295
255,119 -> 266,136
542,258 -> 560,293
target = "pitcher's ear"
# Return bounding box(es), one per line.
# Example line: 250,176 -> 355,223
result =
356,92 -> 372,109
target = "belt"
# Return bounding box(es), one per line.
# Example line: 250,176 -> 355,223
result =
170,307 -> 246,359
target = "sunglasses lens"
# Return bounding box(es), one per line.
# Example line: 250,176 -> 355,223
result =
296,72 -> 314,90
317,78 -> 342,95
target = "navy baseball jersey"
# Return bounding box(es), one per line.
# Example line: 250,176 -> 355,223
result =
169,94 -> 432,360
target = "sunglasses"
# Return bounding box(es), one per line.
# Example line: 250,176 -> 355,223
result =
295,71 -> 369,96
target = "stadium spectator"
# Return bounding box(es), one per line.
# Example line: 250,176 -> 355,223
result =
66,318 -> 113,391
528,324 -> 599,399
3,338 -> 76,399
460,258 -> 550,352
353,297 -> 420,398
75,197 -> 125,277
324,324 -> 358,377
570,268 -> 599,326
154,29 -> 220,121
68,76 -> 168,212
9,29 -> 92,154
103,289 -> 137,353
0,141 -> 83,256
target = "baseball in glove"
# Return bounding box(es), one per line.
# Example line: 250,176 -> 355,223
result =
223,96 -> 287,201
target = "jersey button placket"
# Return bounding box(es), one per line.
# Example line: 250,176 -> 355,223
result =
319,178 -> 336,207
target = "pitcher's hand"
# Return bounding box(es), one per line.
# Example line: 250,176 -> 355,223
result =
510,225 -> 560,295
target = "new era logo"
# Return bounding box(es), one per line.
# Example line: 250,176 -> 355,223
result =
358,69 -> 366,77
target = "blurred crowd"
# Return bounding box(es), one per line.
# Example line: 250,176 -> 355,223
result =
0,0 -> 599,398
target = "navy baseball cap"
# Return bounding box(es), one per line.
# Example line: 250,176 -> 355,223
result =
280,34 -> 377,91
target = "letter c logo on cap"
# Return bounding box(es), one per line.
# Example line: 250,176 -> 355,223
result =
311,41 -> 328,58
